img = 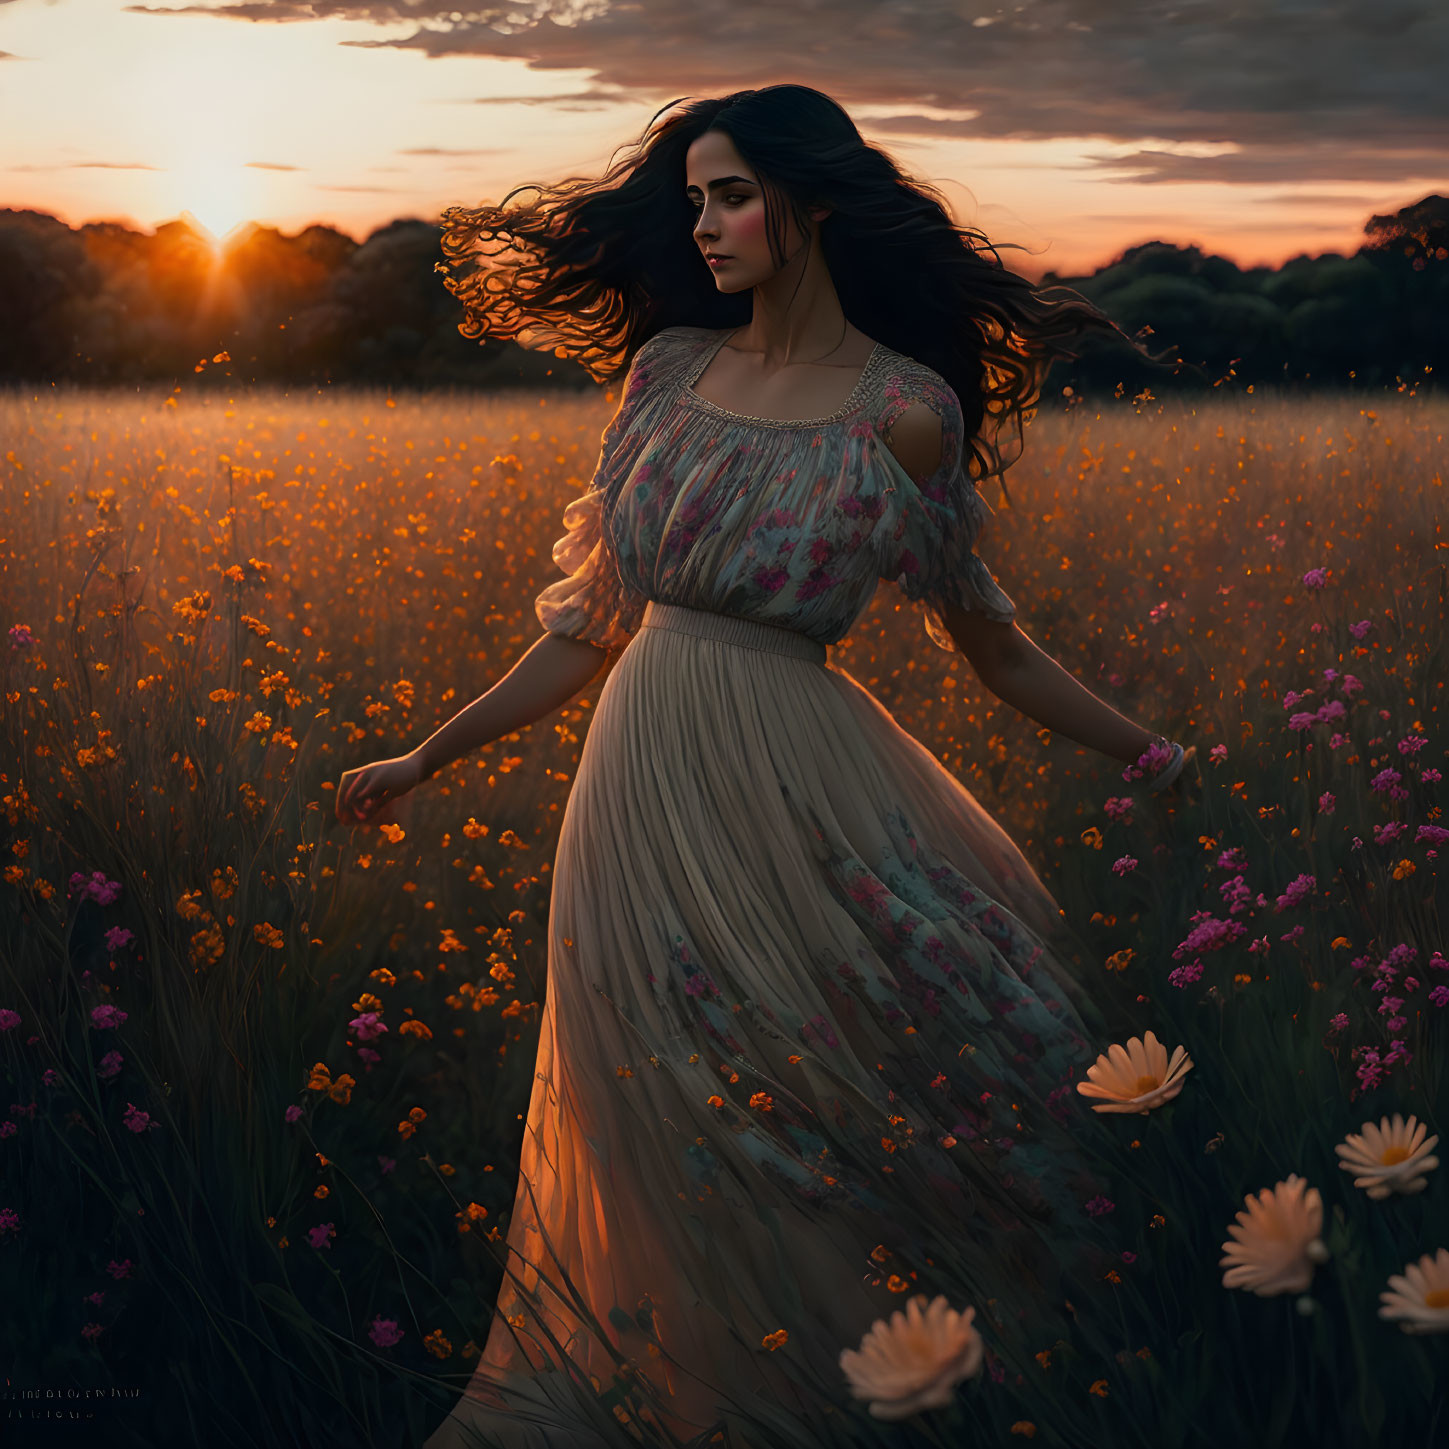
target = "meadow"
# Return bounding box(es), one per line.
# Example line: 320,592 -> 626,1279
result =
0,379 -> 1445,1449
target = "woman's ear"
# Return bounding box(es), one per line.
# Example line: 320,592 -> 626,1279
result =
808,203 -> 832,224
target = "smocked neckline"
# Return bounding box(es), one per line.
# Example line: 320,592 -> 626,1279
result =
679,329 -> 888,431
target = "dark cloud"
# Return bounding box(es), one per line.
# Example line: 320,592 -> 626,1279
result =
118,0 -> 1449,186
1247,193 -> 1384,207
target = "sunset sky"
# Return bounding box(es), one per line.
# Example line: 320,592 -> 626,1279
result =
3,0 -> 1445,280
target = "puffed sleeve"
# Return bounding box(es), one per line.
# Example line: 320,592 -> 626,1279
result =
534,334 -> 668,651
874,372 -> 1017,652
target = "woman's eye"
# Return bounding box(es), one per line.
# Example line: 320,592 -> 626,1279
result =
688,194 -> 747,211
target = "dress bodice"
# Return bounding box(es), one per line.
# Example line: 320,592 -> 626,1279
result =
534,325 -> 1017,654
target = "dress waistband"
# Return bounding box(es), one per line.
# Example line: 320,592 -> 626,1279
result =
640,601 -> 827,664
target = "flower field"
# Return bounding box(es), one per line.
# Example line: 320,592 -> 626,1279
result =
0,381 -> 1445,1448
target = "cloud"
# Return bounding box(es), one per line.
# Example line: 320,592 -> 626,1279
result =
4,161 -> 167,171
396,145 -> 514,155
118,0 -> 1449,186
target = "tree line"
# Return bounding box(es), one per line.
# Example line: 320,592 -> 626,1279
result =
0,195 -> 1444,396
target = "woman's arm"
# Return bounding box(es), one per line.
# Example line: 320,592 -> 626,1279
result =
411,631 -> 610,782
947,607 -> 1159,765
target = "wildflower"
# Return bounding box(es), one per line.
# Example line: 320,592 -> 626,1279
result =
1318,792 -> 1336,814
284,1105 -> 303,1123
370,1317 -> 405,1348
1103,796 -> 1134,822
104,927 -> 134,952
1208,744 -> 1227,765
1348,620 -> 1373,640
1374,822 -> 1407,846
96,1050 -> 123,1080
8,624 -> 34,650
72,871 -> 119,905
1335,1114 -> 1439,1199
1220,1175 -> 1328,1297
1111,856 -> 1137,876
1327,1013 -> 1349,1033
349,1012 -> 388,1041
1075,1030 -> 1194,1114
1174,913 -> 1245,960
1378,1248 -> 1449,1335
1085,1196 -> 1115,1216
1220,875 -> 1255,914
0,1010 -> 19,1033
1273,874 -> 1316,913
307,1223 -> 336,1251
90,1005 -> 128,1030
1122,738 -> 1176,785
121,1103 -> 153,1133
1356,1047 -> 1387,1092
1302,568 -> 1328,589
839,1294 -> 983,1420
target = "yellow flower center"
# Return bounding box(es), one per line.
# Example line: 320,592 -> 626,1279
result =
1423,1289 -> 1449,1309
1134,1075 -> 1160,1095
1380,1146 -> 1412,1166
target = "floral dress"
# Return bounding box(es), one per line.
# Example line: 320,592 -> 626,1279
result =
426,326 -> 1115,1449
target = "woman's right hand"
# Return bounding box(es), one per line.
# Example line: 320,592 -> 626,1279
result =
336,753 -> 426,826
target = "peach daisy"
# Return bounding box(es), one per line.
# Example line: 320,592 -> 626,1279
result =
1220,1174 -> 1329,1297
1379,1247 -> 1449,1334
839,1293 -> 983,1419
1334,1113 -> 1439,1199
1074,1029 -> 1193,1114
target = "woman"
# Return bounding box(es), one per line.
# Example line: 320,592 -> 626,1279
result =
339,86 -> 1193,1449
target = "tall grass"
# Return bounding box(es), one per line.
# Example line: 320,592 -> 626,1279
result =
0,381 -> 1444,1448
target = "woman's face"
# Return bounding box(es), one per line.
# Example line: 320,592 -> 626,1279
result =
684,130 -> 816,293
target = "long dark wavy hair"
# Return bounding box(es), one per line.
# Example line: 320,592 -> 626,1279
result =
438,84 -> 1182,493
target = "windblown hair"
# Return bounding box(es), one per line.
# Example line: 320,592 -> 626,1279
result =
439,84 -> 1182,492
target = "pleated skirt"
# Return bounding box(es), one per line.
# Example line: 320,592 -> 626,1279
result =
423,602 -> 1117,1449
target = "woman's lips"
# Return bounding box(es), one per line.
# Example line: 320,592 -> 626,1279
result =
707,255 -> 732,267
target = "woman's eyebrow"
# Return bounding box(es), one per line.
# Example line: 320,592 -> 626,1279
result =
684,175 -> 755,193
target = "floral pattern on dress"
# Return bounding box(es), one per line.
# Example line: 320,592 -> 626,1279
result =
534,326 -> 1017,655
